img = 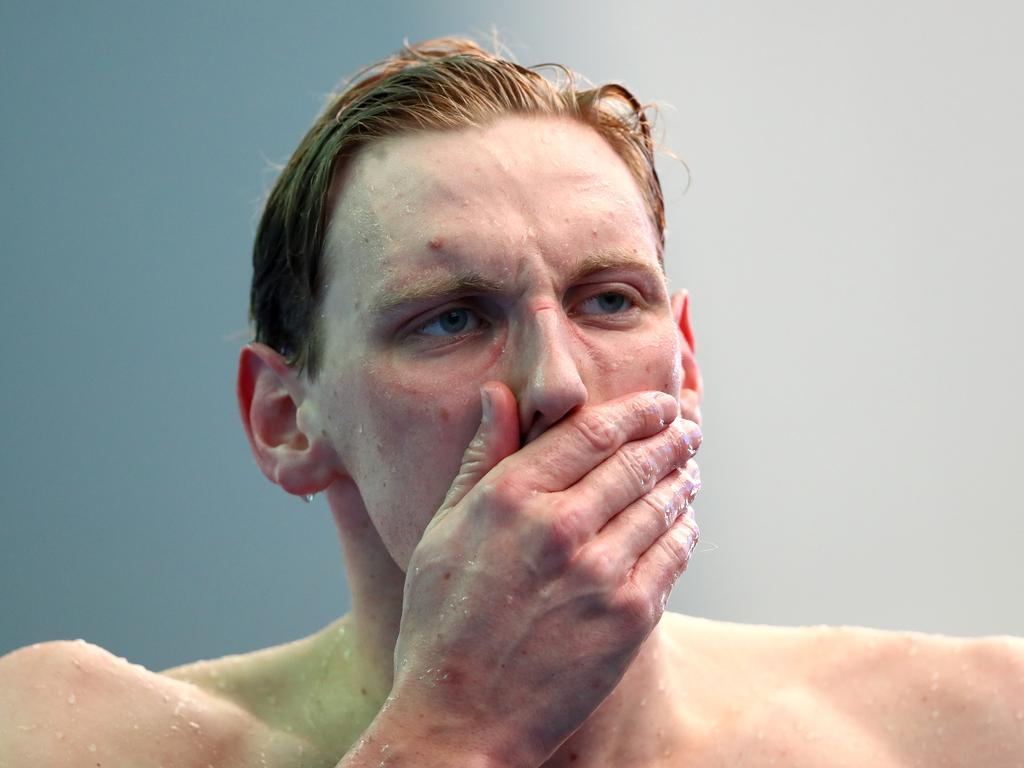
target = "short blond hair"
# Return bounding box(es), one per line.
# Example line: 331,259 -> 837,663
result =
250,36 -> 666,379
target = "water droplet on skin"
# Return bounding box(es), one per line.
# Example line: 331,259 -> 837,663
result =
88,744 -> 97,752
931,709 -> 940,719
301,493 -> 314,503
66,693 -> 76,705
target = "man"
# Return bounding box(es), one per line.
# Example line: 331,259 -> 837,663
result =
2,37 -> 1021,768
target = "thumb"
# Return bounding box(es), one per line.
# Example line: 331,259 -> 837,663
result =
436,381 -> 520,515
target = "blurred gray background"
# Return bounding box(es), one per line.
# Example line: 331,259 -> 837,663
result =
2,1 -> 1021,671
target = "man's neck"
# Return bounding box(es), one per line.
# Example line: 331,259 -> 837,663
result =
327,483 -> 699,767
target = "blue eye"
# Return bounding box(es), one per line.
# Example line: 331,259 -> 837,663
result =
417,307 -> 482,337
580,291 -> 633,314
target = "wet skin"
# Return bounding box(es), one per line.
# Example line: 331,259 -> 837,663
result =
2,115 -> 1021,768
265,114 -> 706,765
301,114 -> 700,570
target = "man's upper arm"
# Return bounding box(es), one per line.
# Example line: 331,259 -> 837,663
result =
0,639 -> 312,768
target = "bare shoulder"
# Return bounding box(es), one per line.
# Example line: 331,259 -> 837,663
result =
0,639 -> 322,768
790,624 -> 1024,732
772,623 -> 1023,765
663,615 -> 1024,766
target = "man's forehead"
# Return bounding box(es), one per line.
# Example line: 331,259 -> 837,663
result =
321,116 -> 658,310
333,117 -> 640,220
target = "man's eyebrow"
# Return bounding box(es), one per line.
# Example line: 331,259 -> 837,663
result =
565,250 -> 665,285
370,272 -> 504,316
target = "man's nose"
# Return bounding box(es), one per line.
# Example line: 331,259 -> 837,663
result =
513,306 -> 588,445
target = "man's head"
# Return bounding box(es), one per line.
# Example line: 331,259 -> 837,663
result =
248,37 -> 667,381
238,38 -> 701,569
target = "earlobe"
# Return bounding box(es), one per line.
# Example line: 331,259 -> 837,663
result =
670,290 -> 703,425
236,343 -> 340,495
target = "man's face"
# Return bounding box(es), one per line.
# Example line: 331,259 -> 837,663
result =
309,115 -> 688,569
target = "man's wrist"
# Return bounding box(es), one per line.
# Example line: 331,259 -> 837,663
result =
336,699 -> 524,768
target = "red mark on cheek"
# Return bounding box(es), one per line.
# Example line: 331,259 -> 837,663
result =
428,235 -> 444,251
439,406 -> 450,423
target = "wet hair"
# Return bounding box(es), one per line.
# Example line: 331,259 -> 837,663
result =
250,36 -> 667,380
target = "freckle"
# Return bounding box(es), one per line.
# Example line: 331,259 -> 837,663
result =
439,407 -> 450,422
361,688 -> 367,695
644,364 -> 652,374
569,753 -> 579,762
443,572 -> 451,580
428,235 -> 444,251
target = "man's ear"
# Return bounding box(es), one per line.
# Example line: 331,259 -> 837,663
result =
670,290 -> 703,425
236,342 -> 340,496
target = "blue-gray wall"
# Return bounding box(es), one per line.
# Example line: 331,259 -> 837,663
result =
2,1 -> 1021,672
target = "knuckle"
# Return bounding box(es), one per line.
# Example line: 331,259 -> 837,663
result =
480,474 -> 524,514
661,527 -> 692,564
610,588 -> 657,633
636,490 -> 671,525
573,548 -> 620,586
616,448 -> 656,492
573,411 -> 622,454
546,500 -> 583,553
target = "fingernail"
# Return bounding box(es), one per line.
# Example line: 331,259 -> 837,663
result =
683,423 -> 702,455
652,392 -> 677,421
480,387 -> 492,425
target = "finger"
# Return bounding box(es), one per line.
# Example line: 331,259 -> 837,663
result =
497,391 -> 680,493
433,381 -> 520,518
564,417 -> 701,533
629,503 -> 700,600
593,460 -> 700,570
